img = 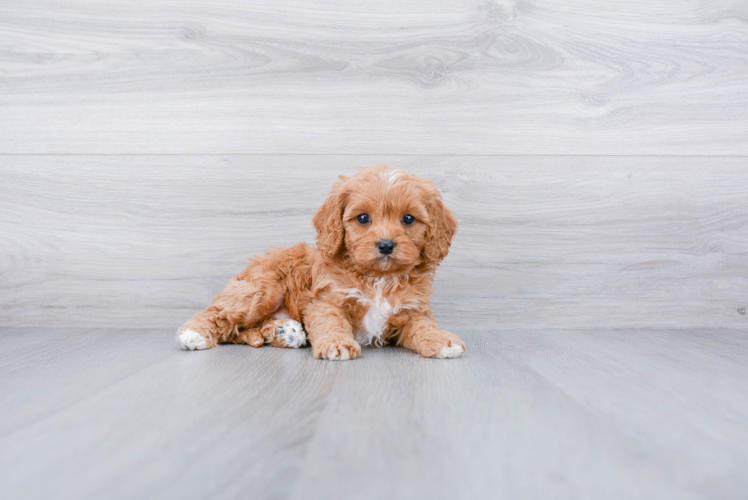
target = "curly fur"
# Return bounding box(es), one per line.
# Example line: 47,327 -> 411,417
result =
177,165 -> 465,360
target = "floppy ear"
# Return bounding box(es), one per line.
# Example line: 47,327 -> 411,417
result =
313,180 -> 348,259
422,189 -> 458,267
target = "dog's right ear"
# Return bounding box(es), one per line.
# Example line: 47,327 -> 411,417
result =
313,179 -> 348,259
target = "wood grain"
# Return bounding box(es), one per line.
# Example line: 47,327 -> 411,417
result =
1,327 -> 746,499
292,328 -> 748,499
1,0 -> 747,154
0,328 -> 340,500
1,155 -> 746,330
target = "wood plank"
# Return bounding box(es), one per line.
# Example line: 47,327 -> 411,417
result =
0,327 -> 339,500
1,155 -> 746,330
1,0 -> 746,154
0,328 -> 173,435
1,327 -> 746,499
291,329 -> 748,499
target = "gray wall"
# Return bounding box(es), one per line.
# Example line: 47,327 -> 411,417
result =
1,0 -> 747,329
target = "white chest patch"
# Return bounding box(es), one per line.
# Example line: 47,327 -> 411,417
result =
344,281 -> 393,347
359,298 -> 393,347
342,277 -> 422,347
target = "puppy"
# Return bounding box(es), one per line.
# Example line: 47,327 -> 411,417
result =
177,165 -> 465,360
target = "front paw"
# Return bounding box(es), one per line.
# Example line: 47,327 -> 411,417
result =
313,336 -> 361,361
415,330 -> 466,359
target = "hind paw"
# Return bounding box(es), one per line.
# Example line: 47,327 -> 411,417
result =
177,329 -> 209,350
274,319 -> 307,348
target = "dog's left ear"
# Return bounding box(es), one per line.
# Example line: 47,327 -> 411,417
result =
423,187 -> 458,267
313,179 -> 348,259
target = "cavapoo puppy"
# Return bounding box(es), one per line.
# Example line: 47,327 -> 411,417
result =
177,165 -> 465,360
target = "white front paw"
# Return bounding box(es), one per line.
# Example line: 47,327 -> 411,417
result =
277,320 -> 307,348
177,329 -> 208,350
326,347 -> 350,361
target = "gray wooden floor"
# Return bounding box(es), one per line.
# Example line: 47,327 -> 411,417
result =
2,0 -> 748,498
1,327 -> 747,500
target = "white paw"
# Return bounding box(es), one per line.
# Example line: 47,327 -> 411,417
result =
326,347 -> 350,361
177,329 -> 208,350
277,320 -> 307,348
438,342 -> 464,359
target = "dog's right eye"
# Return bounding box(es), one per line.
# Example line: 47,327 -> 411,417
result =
357,213 -> 370,224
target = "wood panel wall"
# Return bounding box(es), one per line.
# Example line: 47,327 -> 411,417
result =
1,0 -> 746,329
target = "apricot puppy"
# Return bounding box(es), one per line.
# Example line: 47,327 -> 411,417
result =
177,165 -> 465,360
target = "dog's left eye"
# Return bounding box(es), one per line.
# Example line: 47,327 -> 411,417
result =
402,214 -> 415,225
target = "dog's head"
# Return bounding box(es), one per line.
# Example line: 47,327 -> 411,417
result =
313,165 -> 457,277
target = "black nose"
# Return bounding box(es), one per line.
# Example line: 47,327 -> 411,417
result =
377,239 -> 395,255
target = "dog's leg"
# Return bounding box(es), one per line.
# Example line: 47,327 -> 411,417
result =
260,318 -> 307,348
225,325 -> 265,348
303,301 -> 361,360
226,318 -> 306,349
397,312 -> 465,359
176,277 -> 283,350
